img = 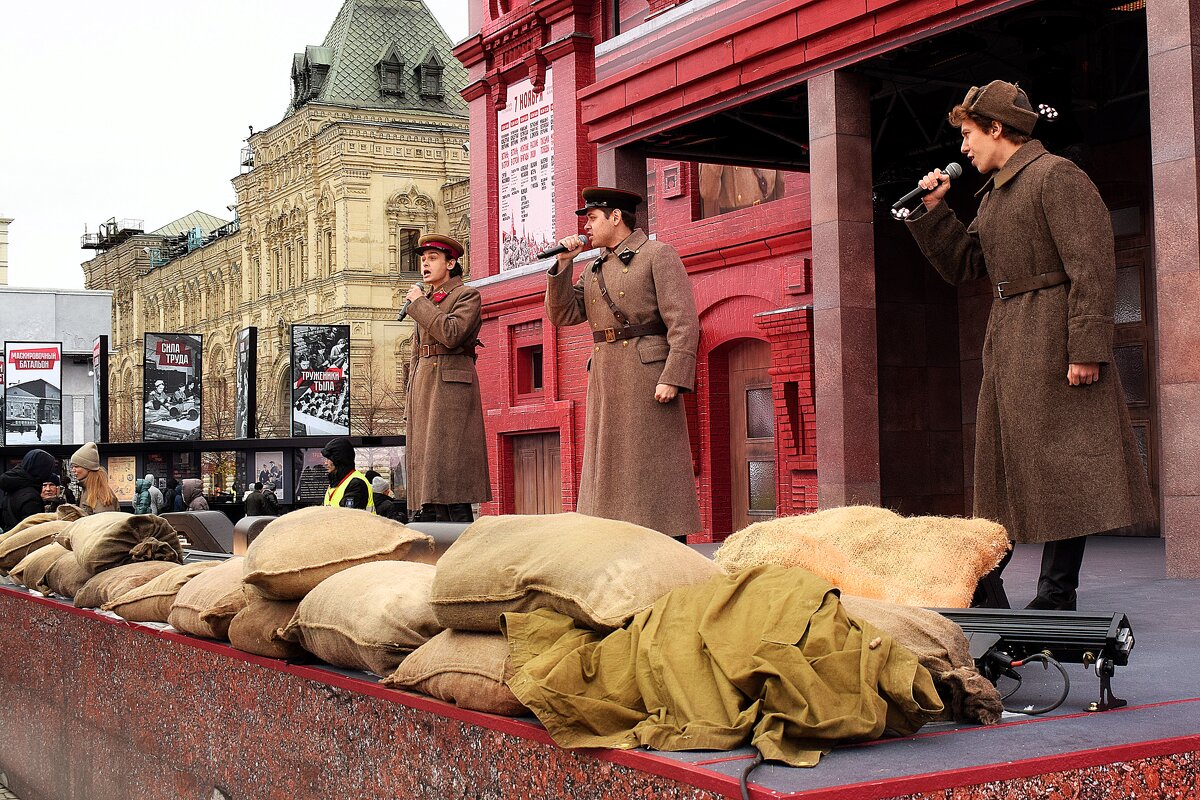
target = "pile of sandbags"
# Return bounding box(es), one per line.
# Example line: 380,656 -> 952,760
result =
105,562 -> 218,623
383,512 -> 721,716
168,558 -> 249,638
1,511 -> 185,605
229,507 -> 434,663
713,505 -> 1010,608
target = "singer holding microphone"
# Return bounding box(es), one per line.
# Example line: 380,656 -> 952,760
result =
401,233 -> 491,523
545,187 -> 702,540
904,80 -> 1154,609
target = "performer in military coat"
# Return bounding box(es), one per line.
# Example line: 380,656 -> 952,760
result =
906,80 -> 1154,609
403,234 -> 491,523
546,187 -> 702,539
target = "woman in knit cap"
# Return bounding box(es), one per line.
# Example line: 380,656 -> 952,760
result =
69,442 -> 120,514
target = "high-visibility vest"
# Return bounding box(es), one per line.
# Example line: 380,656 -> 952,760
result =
324,470 -> 375,512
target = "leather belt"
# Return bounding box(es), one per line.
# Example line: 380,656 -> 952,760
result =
418,343 -> 465,358
994,270 -> 1069,300
592,321 -> 667,343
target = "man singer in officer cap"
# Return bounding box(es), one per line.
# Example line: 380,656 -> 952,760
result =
547,187 -> 702,540
403,234 -> 491,523
905,80 -> 1154,609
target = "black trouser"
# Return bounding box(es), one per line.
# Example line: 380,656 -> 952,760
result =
419,503 -> 474,523
972,535 -> 1088,610
1031,535 -> 1088,609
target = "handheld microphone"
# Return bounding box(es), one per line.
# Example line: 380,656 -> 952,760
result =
891,162 -> 963,217
537,234 -> 588,260
397,287 -> 428,322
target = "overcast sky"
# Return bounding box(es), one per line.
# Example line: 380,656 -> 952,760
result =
0,0 -> 470,292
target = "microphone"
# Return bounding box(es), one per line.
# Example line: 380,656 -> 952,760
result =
397,287 -> 429,322
891,162 -> 963,216
537,234 -> 588,260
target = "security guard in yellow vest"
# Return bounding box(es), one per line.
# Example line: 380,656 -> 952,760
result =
320,437 -> 374,512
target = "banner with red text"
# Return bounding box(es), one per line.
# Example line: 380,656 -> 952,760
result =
291,324 -> 350,436
3,341 -> 63,446
143,333 -> 203,441
498,70 -> 555,272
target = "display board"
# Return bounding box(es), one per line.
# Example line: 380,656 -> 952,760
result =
92,335 -> 109,443
143,333 -> 203,441
498,70 -> 555,272
235,327 -> 257,440
3,341 -> 63,446
290,325 -> 350,436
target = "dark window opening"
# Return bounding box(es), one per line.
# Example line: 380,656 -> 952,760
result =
516,345 -> 544,396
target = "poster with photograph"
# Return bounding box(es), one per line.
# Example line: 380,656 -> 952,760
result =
291,324 -> 350,436
92,335 -> 109,443
4,341 -> 63,446
235,327 -> 257,440
143,333 -> 203,441
498,70 -> 555,272
294,447 -> 331,505
107,455 -> 138,504
254,450 -> 288,503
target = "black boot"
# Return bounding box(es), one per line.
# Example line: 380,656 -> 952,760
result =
431,504 -> 452,522
418,503 -> 438,523
447,503 -> 474,523
1026,536 -> 1087,611
972,545 -> 1014,608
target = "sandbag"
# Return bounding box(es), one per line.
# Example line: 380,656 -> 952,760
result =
168,557 -> 246,639
0,521 -> 71,573
242,506 -> 431,600
44,552 -> 91,598
383,629 -> 526,716
58,512 -> 182,574
5,513 -> 58,536
840,594 -> 1003,726
713,506 -> 1011,608
56,504 -> 86,522
103,561 -> 220,622
227,589 -> 304,660
430,513 -> 722,632
74,561 -> 179,609
281,561 -> 440,675
10,543 -> 69,590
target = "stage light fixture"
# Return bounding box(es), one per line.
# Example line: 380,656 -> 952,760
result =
1038,103 -> 1059,121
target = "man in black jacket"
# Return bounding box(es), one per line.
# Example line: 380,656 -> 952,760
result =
0,449 -> 59,532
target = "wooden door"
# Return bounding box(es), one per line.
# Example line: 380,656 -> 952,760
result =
729,340 -> 775,532
512,432 -> 562,515
1103,187 -> 1160,536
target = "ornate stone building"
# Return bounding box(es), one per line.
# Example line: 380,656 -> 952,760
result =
81,0 -> 469,442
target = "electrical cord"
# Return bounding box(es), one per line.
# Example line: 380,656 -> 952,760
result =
739,750 -> 764,800
1000,652 -> 1071,715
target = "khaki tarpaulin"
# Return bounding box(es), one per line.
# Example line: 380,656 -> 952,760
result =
504,565 -> 947,768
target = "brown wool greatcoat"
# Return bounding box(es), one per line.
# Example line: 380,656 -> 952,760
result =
907,140 -> 1155,543
404,277 -> 492,508
546,229 -> 702,538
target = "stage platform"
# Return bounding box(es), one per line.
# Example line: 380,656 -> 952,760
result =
0,536 -> 1197,799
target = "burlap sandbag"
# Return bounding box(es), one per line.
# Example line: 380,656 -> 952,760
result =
840,595 -> 1003,725
0,521 -> 71,573
103,561 -> 219,622
56,504 -> 86,522
383,630 -> 526,716
10,543 -> 69,590
242,506 -> 431,600
5,513 -> 58,537
44,552 -> 91,598
228,589 -> 304,660
430,513 -> 722,632
57,512 -> 182,574
168,557 -> 247,639
280,561 -> 440,675
74,561 -> 179,609
713,506 -> 1011,608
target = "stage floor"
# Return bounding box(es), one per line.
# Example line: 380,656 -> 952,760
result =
1,535 -> 1196,799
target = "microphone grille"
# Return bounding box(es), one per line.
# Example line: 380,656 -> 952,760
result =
945,162 -> 963,179
579,234 -> 589,246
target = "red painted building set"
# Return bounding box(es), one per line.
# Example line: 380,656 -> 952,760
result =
454,0 -> 1200,576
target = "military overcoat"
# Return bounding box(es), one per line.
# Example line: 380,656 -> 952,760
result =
546,229 -> 702,538
908,140 -> 1154,543
404,277 -> 492,507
